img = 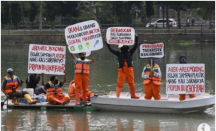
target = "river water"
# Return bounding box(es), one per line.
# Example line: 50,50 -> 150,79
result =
1,40 -> 215,131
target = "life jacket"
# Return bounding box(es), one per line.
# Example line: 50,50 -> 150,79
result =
74,58 -> 90,74
3,75 -> 19,94
46,81 -> 62,98
118,50 -> 133,68
143,64 -> 161,85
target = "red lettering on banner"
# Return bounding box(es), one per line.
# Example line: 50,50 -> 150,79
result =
68,26 -> 80,33
168,67 -> 178,72
31,45 -> 64,52
110,28 -> 131,33
142,44 -> 163,49
29,63 -> 65,73
68,39 -> 81,45
179,66 -> 204,72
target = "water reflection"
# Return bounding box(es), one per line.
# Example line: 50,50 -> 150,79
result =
1,107 -> 215,131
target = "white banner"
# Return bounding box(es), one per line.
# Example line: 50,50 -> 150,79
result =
166,64 -> 205,94
106,27 -> 135,45
28,44 -> 66,75
65,20 -> 103,54
139,43 -> 164,58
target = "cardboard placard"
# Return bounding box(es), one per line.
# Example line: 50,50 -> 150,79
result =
28,44 -> 66,75
166,64 -> 205,94
106,27 -> 135,45
139,43 -> 164,58
65,20 -> 103,54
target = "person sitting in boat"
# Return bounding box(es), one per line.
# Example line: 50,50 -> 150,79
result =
41,70 -> 70,105
69,52 -> 94,105
179,54 -> 196,101
25,74 -> 46,95
1,68 -> 37,105
142,59 -> 161,100
106,34 -> 140,99
68,80 -> 94,101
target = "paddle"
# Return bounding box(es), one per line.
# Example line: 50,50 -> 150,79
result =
1,98 -> 8,107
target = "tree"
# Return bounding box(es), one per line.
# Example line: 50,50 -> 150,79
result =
196,1 -> 215,28
29,2 -> 38,28
1,1 -> 10,27
145,1 -> 154,26
11,2 -> 22,28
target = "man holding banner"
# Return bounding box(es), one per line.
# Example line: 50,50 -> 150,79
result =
41,71 -> 70,105
178,54 -> 196,101
106,34 -> 139,99
142,59 -> 162,100
69,52 -> 94,105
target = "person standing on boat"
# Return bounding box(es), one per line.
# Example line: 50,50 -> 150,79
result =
25,74 -> 46,95
142,59 -> 161,100
106,34 -> 140,99
41,70 -> 70,105
179,54 -> 196,101
69,52 -> 94,105
1,68 -> 37,105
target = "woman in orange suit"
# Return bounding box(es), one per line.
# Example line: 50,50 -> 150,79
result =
70,52 -> 94,105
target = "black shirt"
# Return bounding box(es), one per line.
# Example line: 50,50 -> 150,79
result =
26,74 -> 40,90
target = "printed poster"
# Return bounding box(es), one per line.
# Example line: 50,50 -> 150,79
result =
65,20 -> 103,54
106,27 -> 135,45
166,64 -> 205,94
139,43 -> 164,58
28,44 -> 66,75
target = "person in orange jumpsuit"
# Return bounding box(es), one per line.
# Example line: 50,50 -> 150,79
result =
1,68 -> 37,105
41,70 -> 70,105
142,59 -> 161,100
70,52 -> 94,105
178,54 -> 196,101
106,34 -> 139,99
68,80 -> 94,101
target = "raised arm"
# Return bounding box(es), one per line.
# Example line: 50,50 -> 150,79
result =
130,34 -> 138,55
106,42 -> 119,57
89,52 -> 94,64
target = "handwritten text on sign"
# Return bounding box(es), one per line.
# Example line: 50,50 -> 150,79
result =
65,20 -> 103,54
139,43 -> 164,58
28,44 -> 66,75
166,64 -> 205,94
106,27 -> 135,45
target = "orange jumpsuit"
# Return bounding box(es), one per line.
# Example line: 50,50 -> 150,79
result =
142,64 -> 161,100
179,94 -> 196,101
74,58 -> 90,103
116,60 -> 139,98
46,81 -> 70,105
68,80 -> 94,100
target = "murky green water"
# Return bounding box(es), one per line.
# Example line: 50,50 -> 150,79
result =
1,40 -> 215,131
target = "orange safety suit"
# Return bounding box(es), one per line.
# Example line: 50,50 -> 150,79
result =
46,81 -> 70,105
143,64 -> 161,100
179,94 -> 196,101
68,80 -> 94,100
3,75 -> 19,94
74,58 -> 90,102
116,60 -> 139,98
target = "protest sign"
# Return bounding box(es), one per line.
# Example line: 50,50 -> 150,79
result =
166,64 -> 205,94
28,44 -> 66,75
139,43 -> 164,58
106,27 -> 135,45
65,20 -> 103,54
